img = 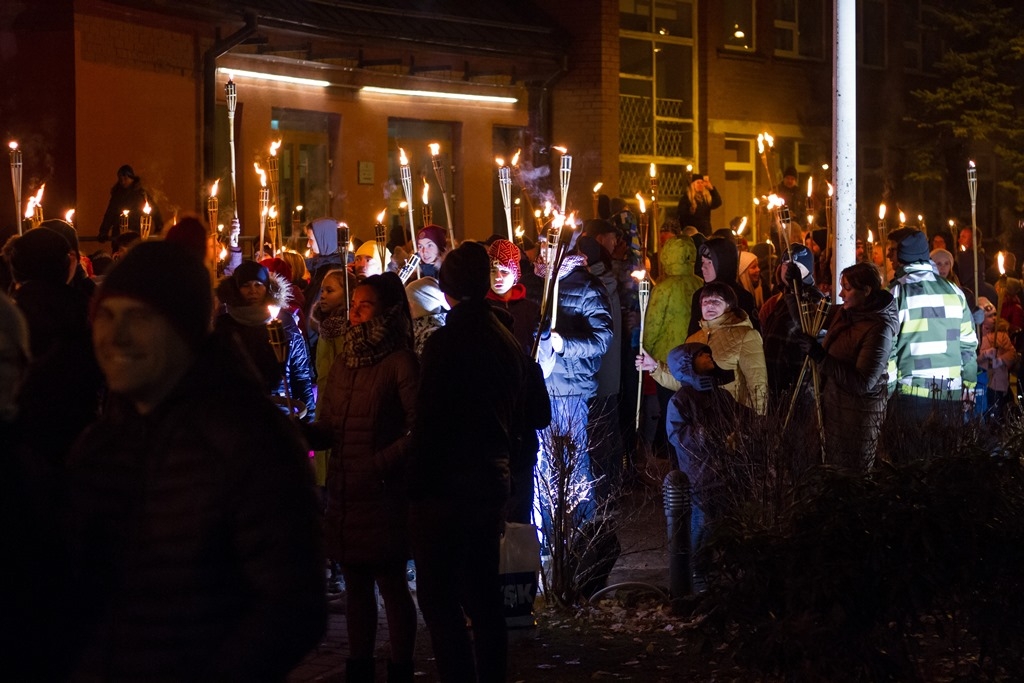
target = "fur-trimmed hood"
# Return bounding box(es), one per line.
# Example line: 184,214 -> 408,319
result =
217,270 -> 292,310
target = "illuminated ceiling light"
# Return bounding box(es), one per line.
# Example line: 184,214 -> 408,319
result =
216,67 -> 329,87
361,86 -> 517,104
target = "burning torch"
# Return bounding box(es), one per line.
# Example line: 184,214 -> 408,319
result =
421,179 -> 432,227
878,203 -> 888,284
429,143 -> 455,249
968,160 -> 979,307
268,140 -> 282,251
208,180 -> 219,234
140,200 -> 153,239
399,147 -> 419,280
255,162 -> 269,256
375,210 -> 388,273
554,146 -> 571,213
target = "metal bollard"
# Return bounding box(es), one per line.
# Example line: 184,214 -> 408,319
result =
663,469 -> 692,610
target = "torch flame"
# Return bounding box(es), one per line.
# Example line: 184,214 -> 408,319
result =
631,269 -> 646,282
753,197 -> 760,206
376,210 -> 387,224
211,179 -> 219,197
8,141 -> 17,150
495,157 -> 505,167
428,143 -> 440,157
399,147 -> 408,166
399,201 -> 408,210
543,201 -> 551,217
827,182 -> 834,197
737,216 -> 748,235
269,206 -> 277,219
807,176 -> 813,198
514,197 -> 520,206
686,164 -> 693,172
552,213 -> 566,229
65,209 -> 75,223
422,179 -> 430,205
122,209 -> 129,217
270,140 -> 282,156
649,163 -> 657,178
24,197 -> 35,219
764,132 -> 774,148
219,246 -> 227,261
515,225 -> 524,239
899,210 -> 906,225
511,149 -> 521,166
593,182 -> 603,193
635,192 -> 646,214
143,201 -> 151,216
998,251 -> 1006,275
267,305 -> 281,320
33,184 -> 44,204
552,146 -> 567,154
868,230 -> 874,243
534,209 -> 541,218
969,159 -> 976,169
878,203 -> 886,221
254,162 -> 267,187
757,134 -> 765,154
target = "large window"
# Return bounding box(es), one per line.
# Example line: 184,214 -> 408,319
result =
619,0 -> 695,200
723,0 -> 755,51
775,0 -> 824,59
858,0 -> 886,68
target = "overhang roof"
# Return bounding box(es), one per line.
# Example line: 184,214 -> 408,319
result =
123,0 -> 568,66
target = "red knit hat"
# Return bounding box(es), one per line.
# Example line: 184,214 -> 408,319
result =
487,239 -> 521,283
417,224 -> 447,252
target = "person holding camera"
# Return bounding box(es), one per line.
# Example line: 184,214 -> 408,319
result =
676,172 -> 722,237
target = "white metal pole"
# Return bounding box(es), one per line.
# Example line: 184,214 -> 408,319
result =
833,0 -> 857,295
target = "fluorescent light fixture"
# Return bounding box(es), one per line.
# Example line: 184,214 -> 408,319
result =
217,67 -> 329,87
361,85 -> 517,104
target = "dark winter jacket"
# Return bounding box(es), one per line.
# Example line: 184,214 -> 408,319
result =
66,338 -> 325,680
545,266 -> 613,399
13,279 -> 102,465
688,237 -> 761,335
97,177 -> 162,242
214,272 -> 315,419
761,283 -> 827,396
589,260 -> 622,398
409,300 -> 551,505
675,186 -> 722,236
817,289 -> 899,470
318,339 -> 418,565
487,283 -> 541,354
665,343 -> 749,499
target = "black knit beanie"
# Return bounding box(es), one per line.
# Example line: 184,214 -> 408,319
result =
95,241 -> 212,349
439,241 -> 491,302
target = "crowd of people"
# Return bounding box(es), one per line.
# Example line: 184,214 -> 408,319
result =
1,158 -> 1020,680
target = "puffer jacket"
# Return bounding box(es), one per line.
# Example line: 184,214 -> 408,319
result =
653,309 -> 767,413
817,290 -> 899,469
545,266 -> 613,399
644,236 -> 703,363
214,272 -> 316,419
319,345 -> 418,565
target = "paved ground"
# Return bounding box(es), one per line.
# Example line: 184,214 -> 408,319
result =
287,467 -> 672,682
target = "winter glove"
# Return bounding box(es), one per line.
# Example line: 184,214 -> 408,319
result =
794,332 -> 826,362
785,262 -> 803,288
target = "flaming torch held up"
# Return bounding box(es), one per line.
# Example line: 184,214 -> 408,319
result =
513,198 -> 523,248
398,147 -> 419,280
757,132 -> 775,190
428,143 -> 455,248
255,162 -> 269,256
65,209 -> 75,227
25,184 -> 44,228
140,200 -> 153,239
120,209 -> 129,234
208,180 -> 219,233
649,163 -> 658,251
636,193 -> 649,269
634,271 -> 651,430
497,157 -> 513,241
375,209 -> 388,273
421,179 -> 432,227
268,140 -> 282,250
267,206 -> 279,250
225,76 -> 238,218
9,142 -> 22,235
